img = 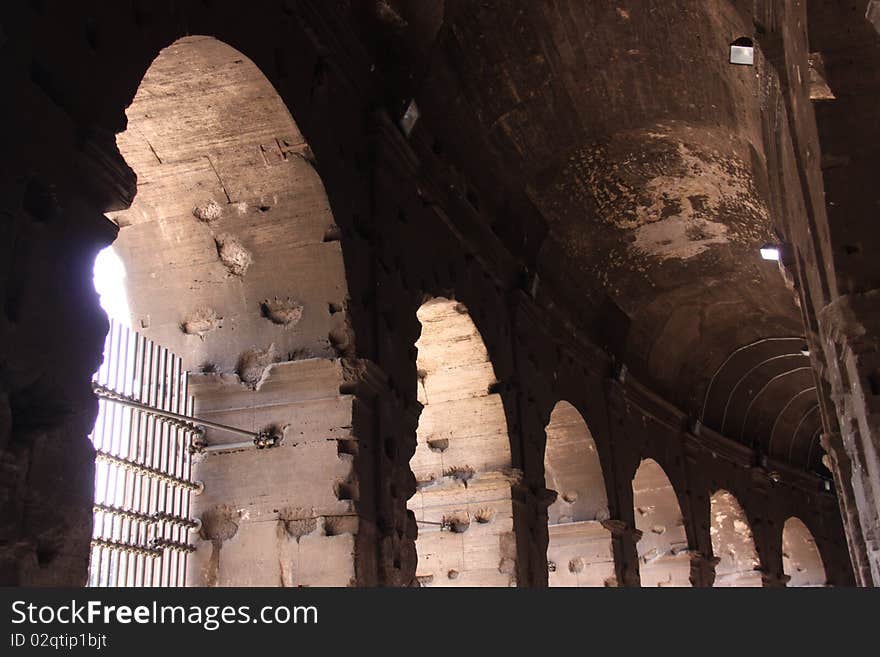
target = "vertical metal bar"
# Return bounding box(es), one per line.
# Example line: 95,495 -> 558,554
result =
87,322 -> 194,588
137,332 -> 151,588
182,379 -> 193,584
175,355 -> 185,586
159,347 -> 175,586
150,339 -> 163,587
119,326 -> 136,587
108,320 -> 127,586
131,332 -> 147,588
119,328 -> 136,587
156,345 -> 168,586
168,352 -> 181,586
141,338 -> 156,586
95,322 -> 118,586
140,334 -> 154,587
110,322 -> 130,586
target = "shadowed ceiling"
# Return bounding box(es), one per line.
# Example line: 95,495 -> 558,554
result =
360,0 -> 825,473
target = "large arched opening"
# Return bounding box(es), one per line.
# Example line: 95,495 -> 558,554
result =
406,298 -> 517,586
782,517 -> 827,587
543,401 -> 614,586
632,458 -> 691,587
90,36 -> 357,587
710,490 -> 761,587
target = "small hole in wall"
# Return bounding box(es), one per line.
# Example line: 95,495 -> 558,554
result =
844,244 -> 861,255
36,545 -> 57,566
335,482 -> 355,501
432,138 -> 444,155
337,439 -> 358,456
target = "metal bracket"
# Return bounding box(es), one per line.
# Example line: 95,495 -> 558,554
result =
93,382 -> 284,453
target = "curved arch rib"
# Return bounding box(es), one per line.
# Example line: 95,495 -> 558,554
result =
700,337 -> 806,422
739,367 -> 814,442
767,387 -> 817,458
718,352 -> 809,434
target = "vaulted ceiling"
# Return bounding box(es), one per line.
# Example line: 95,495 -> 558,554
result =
359,0 -> 824,471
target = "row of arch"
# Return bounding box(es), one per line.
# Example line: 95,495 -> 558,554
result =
93,34 -> 833,587
412,299 -> 828,587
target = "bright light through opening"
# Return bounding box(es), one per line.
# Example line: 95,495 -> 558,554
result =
93,246 -> 132,328
760,246 -> 781,261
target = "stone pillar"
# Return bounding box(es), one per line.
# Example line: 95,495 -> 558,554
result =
0,179 -> 118,585
821,431 -> 874,586
816,292 -> 880,584
602,519 -> 641,587
186,358 -> 370,586
761,572 -> 791,588
689,552 -> 721,588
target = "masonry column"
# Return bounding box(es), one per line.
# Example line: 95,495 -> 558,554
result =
817,293 -> 880,584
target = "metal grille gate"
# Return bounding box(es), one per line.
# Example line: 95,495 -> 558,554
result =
88,320 -> 199,587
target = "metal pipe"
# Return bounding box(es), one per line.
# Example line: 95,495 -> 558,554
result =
93,382 -> 255,439
199,439 -> 263,453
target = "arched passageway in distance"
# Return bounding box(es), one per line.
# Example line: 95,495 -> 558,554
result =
406,298 -> 517,586
782,517 -> 827,587
710,490 -> 761,587
543,401 -> 615,586
632,459 -> 691,587
107,36 -> 359,586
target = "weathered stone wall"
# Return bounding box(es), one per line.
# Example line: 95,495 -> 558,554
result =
408,298 -> 517,587
711,489 -> 762,587
783,516 -> 827,587
103,35 -> 368,586
0,0 -> 859,587
187,360 -> 357,586
633,459 -> 692,587
544,401 -> 615,587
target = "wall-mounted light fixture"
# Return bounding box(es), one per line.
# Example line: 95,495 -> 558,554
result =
400,99 -> 420,137
730,37 -> 755,65
760,243 -> 781,260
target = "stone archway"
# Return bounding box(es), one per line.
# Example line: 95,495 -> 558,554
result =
782,517 -> 827,587
108,36 -> 359,586
543,401 -> 614,586
632,458 -> 691,587
406,297 -> 517,586
710,489 -> 761,587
